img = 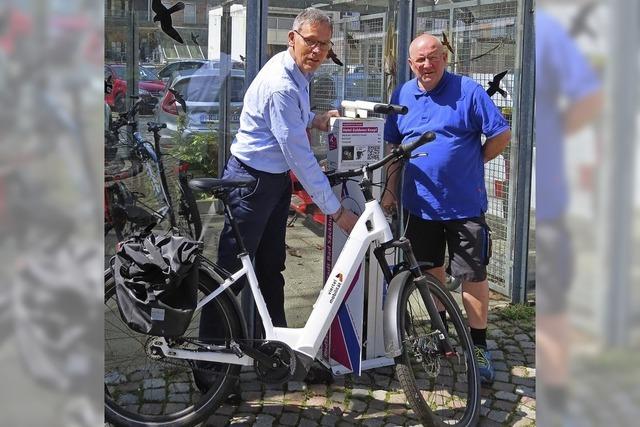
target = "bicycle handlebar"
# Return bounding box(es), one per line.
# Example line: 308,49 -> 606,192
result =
341,100 -> 408,115
110,98 -> 143,131
325,131 -> 436,184
147,122 -> 167,133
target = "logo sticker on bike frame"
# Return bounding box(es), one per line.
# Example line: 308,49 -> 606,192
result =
328,273 -> 344,304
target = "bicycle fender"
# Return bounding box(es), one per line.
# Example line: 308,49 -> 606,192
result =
382,270 -> 413,358
199,266 -> 249,341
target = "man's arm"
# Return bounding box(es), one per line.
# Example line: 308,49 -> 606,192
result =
482,130 -> 511,163
381,142 -> 401,214
310,109 -> 359,232
268,91 -> 357,232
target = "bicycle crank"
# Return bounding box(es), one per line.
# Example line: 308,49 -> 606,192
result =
251,341 -> 297,385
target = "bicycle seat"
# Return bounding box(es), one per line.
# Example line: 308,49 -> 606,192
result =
188,177 -> 256,193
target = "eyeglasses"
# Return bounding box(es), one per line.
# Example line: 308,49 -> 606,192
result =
410,54 -> 444,65
293,30 -> 334,51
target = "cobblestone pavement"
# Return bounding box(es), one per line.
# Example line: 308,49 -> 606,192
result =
197,297 -> 536,427
196,212 -> 536,426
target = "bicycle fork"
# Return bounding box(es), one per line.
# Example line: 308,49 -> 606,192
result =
374,237 -> 455,357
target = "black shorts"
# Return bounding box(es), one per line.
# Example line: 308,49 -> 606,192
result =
404,212 -> 492,282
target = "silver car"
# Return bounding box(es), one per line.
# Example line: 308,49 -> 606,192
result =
154,68 -> 244,145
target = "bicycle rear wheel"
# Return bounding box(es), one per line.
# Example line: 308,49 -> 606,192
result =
104,268 -> 242,427
395,273 -> 480,426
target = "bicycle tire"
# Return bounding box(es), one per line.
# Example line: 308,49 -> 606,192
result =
176,173 -> 203,240
395,273 -> 480,427
104,267 -> 242,427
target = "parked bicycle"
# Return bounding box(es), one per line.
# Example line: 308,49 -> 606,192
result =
104,97 -> 202,242
104,130 -> 480,427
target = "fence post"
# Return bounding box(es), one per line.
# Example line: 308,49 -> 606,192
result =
396,0 -> 414,85
509,0 -> 535,304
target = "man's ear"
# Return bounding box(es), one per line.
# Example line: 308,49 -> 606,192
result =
288,31 -> 295,48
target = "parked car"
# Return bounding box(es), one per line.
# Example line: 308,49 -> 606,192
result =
156,59 -> 244,84
104,64 -> 165,114
154,68 -> 245,144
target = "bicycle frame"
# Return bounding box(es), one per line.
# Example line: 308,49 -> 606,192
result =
155,195 -> 393,366
156,131 -> 450,369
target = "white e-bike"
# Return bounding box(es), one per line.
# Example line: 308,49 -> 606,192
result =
105,131 -> 480,427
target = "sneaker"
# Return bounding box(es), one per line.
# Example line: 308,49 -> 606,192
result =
474,346 -> 495,385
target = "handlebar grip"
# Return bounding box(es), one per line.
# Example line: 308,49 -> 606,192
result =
398,131 -> 436,155
372,103 -> 408,115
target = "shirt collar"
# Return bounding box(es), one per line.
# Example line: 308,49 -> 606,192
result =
412,70 -> 451,98
284,49 -> 314,89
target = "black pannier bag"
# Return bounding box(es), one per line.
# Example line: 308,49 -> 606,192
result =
113,233 -> 201,337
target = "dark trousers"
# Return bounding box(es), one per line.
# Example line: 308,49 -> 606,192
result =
199,156 -> 291,342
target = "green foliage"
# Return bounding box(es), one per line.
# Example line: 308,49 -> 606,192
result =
494,303 -> 535,322
170,114 -> 218,177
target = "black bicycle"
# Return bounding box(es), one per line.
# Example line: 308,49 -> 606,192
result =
104,98 -> 202,242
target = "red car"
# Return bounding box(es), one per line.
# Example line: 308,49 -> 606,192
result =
104,64 -> 165,114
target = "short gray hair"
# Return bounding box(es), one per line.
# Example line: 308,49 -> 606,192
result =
292,8 -> 333,32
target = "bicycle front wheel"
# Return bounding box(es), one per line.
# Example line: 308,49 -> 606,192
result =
104,268 -> 242,427
395,273 -> 480,426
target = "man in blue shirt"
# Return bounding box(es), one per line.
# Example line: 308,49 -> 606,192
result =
382,33 -> 511,385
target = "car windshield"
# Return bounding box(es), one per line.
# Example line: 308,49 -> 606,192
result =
173,75 -> 244,103
110,65 -> 125,79
140,66 -> 159,81
109,65 -> 159,81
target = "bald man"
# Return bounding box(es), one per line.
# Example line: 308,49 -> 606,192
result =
382,33 -> 511,385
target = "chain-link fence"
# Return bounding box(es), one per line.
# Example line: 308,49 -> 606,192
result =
308,13 -> 388,160
415,0 -> 522,296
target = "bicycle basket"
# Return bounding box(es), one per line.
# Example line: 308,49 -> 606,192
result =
113,233 -> 200,337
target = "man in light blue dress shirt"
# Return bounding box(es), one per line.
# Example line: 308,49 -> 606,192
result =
198,8 -> 358,361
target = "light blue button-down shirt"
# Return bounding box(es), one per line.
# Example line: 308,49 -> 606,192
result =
231,50 -> 340,215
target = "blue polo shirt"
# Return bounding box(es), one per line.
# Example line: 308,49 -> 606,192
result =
384,71 -> 510,220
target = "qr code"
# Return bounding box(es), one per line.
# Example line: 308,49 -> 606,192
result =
367,145 -> 381,160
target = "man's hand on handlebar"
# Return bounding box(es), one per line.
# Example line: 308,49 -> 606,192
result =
331,206 -> 358,234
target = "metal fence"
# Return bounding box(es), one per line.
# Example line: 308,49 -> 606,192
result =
105,1 -> 533,301
415,0 -> 523,297
305,1 -> 529,299
309,13 -> 388,157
